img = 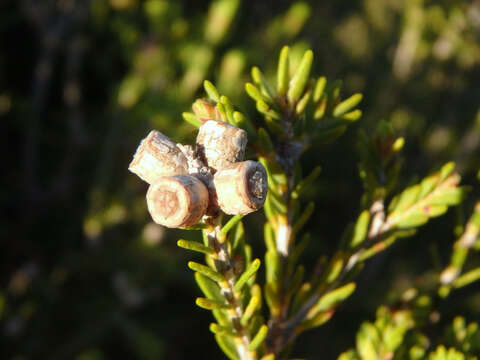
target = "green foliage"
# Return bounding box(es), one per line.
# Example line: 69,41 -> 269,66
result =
174,45 -> 479,359
339,306 -> 480,360
3,0 -> 480,359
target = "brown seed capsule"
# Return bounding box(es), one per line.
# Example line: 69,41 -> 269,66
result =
146,175 -> 209,228
129,130 -> 188,184
196,120 -> 247,170
213,160 -> 268,215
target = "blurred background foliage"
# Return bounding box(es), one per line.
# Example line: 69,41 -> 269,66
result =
1,0 -> 480,358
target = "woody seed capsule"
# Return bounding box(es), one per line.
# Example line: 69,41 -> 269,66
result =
214,160 -> 268,215
129,130 -> 188,184
196,120 -> 247,170
146,175 -> 209,228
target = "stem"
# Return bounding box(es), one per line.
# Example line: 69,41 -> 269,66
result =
273,200 -> 389,352
265,104 -> 301,357
206,223 -> 256,360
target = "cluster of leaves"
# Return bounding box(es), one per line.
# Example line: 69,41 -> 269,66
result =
339,303 -> 480,360
339,202 -> 480,360
3,0 -> 480,359
174,45 -> 479,360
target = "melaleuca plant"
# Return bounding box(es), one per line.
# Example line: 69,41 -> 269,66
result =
128,46 -> 479,360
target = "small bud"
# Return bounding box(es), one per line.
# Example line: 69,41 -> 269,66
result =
196,120 -> 247,170
192,99 -> 222,123
214,160 -> 268,215
146,175 -> 209,228
129,130 -> 188,184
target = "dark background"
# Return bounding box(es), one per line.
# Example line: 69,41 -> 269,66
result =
1,0 -> 480,358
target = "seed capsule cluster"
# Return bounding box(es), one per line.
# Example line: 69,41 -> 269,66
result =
129,120 -> 268,228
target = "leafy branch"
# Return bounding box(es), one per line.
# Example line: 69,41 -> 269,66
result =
130,46 -> 477,360
179,218 -> 266,360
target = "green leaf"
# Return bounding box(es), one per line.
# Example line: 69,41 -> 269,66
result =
296,88 -> 312,115
418,175 -> 438,199
395,214 -> 429,229
212,309 -> 230,328
309,282 -> 356,315
439,161 -> 456,181
410,346 -> 426,360
421,205 -> 448,218
264,282 -> 281,317
221,215 -> 245,236
256,100 -> 281,120
241,284 -> 262,326
387,167 -> 465,231
324,253 -> 344,283
453,267 -> 480,289
234,259 -> 261,293
196,297 -> 229,310
314,94 -> 327,119
182,112 -> 203,127
291,282 -> 312,314
251,66 -> 275,101
177,239 -> 214,255
313,77 -> 327,102
291,166 -> 322,199
428,187 -> 468,206
293,202 -> 315,234
188,262 -> 225,283
266,190 -> 288,213
277,46 -> 290,95
428,345 -> 466,360
258,156 -> 287,186
204,80 -> 220,102
333,94 -> 363,117
356,323 -> 380,359
349,210 -> 370,248
215,334 -> 239,360
342,109 -> 362,121
287,50 -> 313,103
210,323 -> 237,337
313,94 -> 328,122
359,235 -> 397,261
248,325 -> 268,351
231,220 -> 245,252
246,83 -> 269,103
264,223 -> 276,253
470,202 -> 480,227
220,95 -> 236,124
247,314 -> 264,342
232,111 -> 256,136
299,309 -> 334,331
194,272 -> 223,301
392,184 -> 422,213
216,102 -> 228,122
265,251 -> 280,284
244,244 -> 252,267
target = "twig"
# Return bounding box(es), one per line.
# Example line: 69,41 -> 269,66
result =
206,222 -> 257,360
275,200 -> 390,352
